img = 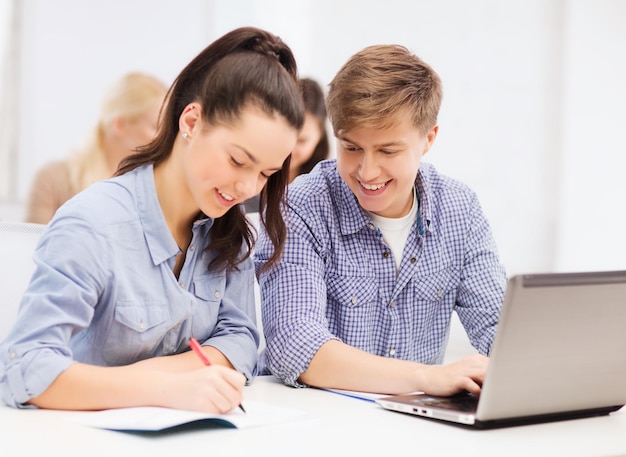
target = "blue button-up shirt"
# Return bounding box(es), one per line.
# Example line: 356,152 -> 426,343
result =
255,159 -> 506,387
0,164 -> 259,407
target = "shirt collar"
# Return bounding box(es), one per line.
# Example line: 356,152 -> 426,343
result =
416,163 -> 433,233
334,173 -> 371,236
133,164 -> 212,266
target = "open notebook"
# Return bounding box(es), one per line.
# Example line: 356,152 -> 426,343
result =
68,401 -> 308,432
376,270 -> 626,429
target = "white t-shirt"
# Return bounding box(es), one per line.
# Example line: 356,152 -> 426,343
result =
367,189 -> 418,273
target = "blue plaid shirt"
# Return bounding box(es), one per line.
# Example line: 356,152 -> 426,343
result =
255,159 -> 506,387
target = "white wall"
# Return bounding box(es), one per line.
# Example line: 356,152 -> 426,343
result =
555,0 -> 626,271
15,0 -> 215,198
1,0 -> 624,275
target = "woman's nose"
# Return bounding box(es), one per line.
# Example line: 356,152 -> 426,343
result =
235,175 -> 257,200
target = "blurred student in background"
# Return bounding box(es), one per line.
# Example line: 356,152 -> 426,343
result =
244,77 -> 329,213
289,78 -> 330,183
25,72 -> 167,224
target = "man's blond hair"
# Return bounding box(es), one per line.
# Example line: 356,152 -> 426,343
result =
327,45 -> 442,135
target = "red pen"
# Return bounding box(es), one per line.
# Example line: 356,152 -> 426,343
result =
189,337 -> 246,413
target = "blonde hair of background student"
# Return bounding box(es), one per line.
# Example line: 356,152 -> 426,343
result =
25,72 -> 167,224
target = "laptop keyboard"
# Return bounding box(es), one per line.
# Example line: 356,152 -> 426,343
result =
413,392 -> 479,412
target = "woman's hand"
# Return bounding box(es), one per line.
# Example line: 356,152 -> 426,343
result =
161,365 -> 247,413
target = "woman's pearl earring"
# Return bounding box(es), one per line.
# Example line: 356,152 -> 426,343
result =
182,132 -> 189,139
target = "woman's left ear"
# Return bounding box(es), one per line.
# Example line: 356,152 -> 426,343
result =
179,102 -> 202,137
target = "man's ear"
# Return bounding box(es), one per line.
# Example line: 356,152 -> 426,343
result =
179,102 -> 202,137
423,125 -> 439,155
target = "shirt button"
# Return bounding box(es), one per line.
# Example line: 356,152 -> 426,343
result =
9,351 -> 16,359
173,323 -> 180,330
214,291 -> 222,299
410,257 -> 416,264
179,282 -> 185,288
351,296 -> 357,305
389,348 -> 397,356
189,244 -> 195,251
436,289 -> 443,298
382,251 -> 390,258
139,321 -> 145,330
388,300 -> 396,308
368,223 -> 375,230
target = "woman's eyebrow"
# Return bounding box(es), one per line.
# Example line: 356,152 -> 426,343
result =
233,144 -> 258,163
235,145 -> 282,171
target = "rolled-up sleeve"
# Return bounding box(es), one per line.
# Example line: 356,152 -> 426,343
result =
455,192 -> 507,355
255,206 -> 338,387
0,218 -> 109,408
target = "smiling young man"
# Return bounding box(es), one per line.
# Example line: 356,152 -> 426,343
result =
254,45 -> 507,396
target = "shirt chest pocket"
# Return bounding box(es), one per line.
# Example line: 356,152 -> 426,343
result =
192,273 -> 226,330
193,273 -> 226,303
327,275 -> 378,309
102,301 -> 170,365
325,275 -> 379,343
412,267 -> 459,303
114,303 -> 168,332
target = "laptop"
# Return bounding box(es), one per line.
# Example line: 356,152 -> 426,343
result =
376,270 -> 626,429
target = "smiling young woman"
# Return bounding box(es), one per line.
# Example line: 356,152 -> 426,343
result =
0,27 -> 304,414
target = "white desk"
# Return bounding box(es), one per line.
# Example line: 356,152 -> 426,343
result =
1,375 -> 624,457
